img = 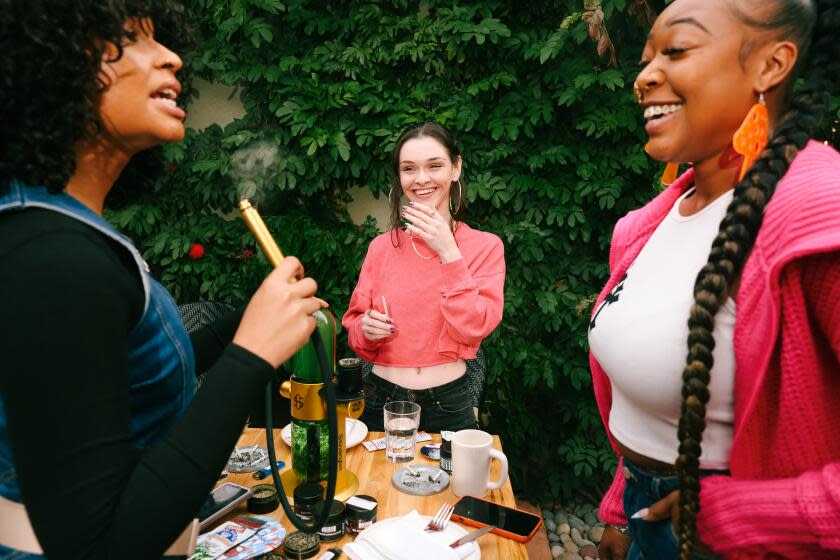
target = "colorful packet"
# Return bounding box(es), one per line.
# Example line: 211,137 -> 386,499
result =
189,520 -> 256,560
221,516 -> 287,560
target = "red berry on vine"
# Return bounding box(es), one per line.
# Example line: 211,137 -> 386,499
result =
188,243 -> 205,260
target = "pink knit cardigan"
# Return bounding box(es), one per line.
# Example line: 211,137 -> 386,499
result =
591,141 -> 840,558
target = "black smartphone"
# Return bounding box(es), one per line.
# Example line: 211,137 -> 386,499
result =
197,482 -> 253,530
452,495 -> 543,542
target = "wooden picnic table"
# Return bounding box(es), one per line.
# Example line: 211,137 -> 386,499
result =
217,427 -> 529,559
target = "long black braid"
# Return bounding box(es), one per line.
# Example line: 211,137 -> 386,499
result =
674,1 -> 840,557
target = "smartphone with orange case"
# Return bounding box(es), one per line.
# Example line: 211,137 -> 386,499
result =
451,495 -> 543,543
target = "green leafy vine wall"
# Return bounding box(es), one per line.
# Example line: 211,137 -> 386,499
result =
109,0 -> 839,502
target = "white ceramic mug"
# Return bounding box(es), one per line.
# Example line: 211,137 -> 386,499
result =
451,429 -> 509,498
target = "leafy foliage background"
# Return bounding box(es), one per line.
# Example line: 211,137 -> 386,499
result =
110,0 -> 840,503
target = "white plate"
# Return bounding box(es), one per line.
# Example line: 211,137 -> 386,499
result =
280,418 -> 368,449
365,515 -> 482,560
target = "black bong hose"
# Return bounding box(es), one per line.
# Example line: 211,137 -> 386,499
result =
264,328 -> 339,533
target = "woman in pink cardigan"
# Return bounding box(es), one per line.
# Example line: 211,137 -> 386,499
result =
589,0 -> 840,559
342,122 -> 505,433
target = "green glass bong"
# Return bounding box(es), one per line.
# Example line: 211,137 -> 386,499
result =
239,200 -> 364,533
279,314 -> 365,500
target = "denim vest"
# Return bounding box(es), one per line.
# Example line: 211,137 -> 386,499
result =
0,181 -> 196,504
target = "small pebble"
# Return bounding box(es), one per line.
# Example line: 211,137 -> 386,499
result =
588,525 -> 604,544
560,533 -> 573,547
564,540 -> 580,554
551,544 -> 564,559
560,552 -> 582,560
549,532 -> 561,543
570,527 -> 583,545
557,522 -> 571,535
545,519 -> 557,533
569,517 -> 587,533
580,542 -> 598,559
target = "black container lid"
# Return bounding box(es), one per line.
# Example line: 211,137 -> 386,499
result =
346,495 -> 378,520
247,483 -> 280,514
283,531 -> 321,559
293,482 -> 324,507
337,357 -> 361,371
321,499 -> 345,523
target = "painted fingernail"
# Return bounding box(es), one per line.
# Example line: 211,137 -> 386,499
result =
408,201 -> 415,206
631,508 -> 649,520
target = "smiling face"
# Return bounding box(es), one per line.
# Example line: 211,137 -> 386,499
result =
635,0 -> 770,165
96,18 -> 185,154
397,136 -> 462,217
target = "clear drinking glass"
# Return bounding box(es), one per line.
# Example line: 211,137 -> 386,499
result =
384,401 -> 421,463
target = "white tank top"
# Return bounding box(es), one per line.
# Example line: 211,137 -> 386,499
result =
588,188 -> 735,469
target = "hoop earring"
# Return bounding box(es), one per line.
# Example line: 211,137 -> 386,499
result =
633,84 -> 644,104
450,180 -> 462,215
732,92 -> 769,181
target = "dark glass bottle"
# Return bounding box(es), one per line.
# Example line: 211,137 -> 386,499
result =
289,309 -> 335,482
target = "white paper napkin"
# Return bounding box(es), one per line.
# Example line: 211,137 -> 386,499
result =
343,510 -> 477,560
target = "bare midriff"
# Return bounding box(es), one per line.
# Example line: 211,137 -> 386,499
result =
372,359 -> 467,390
613,436 -> 676,472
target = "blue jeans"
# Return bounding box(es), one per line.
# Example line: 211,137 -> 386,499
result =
0,544 -> 40,560
622,458 -> 721,560
360,373 -> 477,433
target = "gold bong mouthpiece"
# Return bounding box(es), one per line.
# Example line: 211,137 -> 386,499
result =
238,199 -> 286,269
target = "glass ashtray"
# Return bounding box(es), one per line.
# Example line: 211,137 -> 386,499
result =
226,445 -> 269,473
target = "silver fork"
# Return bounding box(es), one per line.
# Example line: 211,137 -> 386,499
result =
425,503 -> 455,532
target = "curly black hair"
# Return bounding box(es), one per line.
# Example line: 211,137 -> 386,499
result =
674,1 -> 840,557
0,0 -> 190,194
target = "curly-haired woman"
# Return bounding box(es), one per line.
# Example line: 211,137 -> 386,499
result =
0,2 -> 321,558
587,0 -> 840,558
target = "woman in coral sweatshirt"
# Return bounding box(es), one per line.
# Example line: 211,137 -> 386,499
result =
588,0 -> 840,559
342,122 -> 505,433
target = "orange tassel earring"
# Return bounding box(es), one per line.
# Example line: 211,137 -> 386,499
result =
732,92 -> 769,181
661,162 -> 680,185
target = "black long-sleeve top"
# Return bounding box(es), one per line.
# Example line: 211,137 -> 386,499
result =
0,208 -> 269,559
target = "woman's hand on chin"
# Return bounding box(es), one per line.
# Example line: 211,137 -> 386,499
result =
402,202 -> 461,262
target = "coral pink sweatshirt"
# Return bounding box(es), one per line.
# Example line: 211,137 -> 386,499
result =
591,142 -> 840,558
343,223 -> 505,367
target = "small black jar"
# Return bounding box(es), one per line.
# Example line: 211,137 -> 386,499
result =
317,500 -> 346,542
345,495 -> 378,536
293,482 -> 324,522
